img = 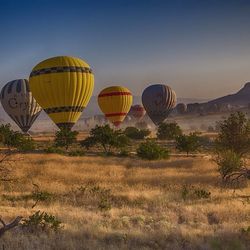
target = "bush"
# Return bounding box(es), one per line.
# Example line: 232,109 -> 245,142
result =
176,133 -> 200,155
22,211 -> 62,232
17,137 -> 36,152
194,188 -> 211,199
124,127 -> 150,140
157,122 -> 182,140
181,185 -> 211,200
44,146 -> 64,154
54,128 -> 78,150
68,150 -> 85,157
0,123 -> 36,151
215,112 -> 250,156
81,125 -> 130,154
215,150 -> 244,181
137,140 -> 169,160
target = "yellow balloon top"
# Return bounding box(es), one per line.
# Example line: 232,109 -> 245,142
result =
98,86 -> 133,127
29,56 -> 94,130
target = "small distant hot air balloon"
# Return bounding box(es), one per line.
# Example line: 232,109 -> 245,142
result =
98,86 -> 133,127
0,79 -> 41,133
142,84 -> 176,125
130,104 -> 146,120
176,103 -> 187,114
29,56 -> 94,130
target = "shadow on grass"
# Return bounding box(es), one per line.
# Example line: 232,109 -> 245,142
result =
2,228 -> 249,250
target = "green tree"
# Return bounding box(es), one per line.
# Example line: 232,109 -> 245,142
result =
0,124 -> 35,151
176,133 -> 200,156
157,122 -> 182,140
81,124 -> 129,154
214,150 -> 244,181
137,140 -> 169,160
54,128 -> 78,150
124,127 -> 150,140
215,112 -> 250,156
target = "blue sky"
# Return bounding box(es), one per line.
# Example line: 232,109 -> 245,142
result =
0,0 -> 250,98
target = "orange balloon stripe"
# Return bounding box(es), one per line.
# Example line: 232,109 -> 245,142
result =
98,92 -> 132,97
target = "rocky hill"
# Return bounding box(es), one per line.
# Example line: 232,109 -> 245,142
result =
187,82 -> 250,113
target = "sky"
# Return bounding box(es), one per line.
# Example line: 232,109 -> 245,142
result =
0,0 -> 250,99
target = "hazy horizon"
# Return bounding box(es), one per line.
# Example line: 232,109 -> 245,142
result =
1,0 -> 250,99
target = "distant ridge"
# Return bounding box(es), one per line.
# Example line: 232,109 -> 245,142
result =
203,82 -> 250,106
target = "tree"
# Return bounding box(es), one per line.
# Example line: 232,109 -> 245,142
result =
214,150 -> 250,184
215,112 -> 250,156
54,128 -> 78,150
81,125 -> 129,154
137,140 -> 169,160
214,112 -> 250,184
176,133 -> 200,156
0,124 -> 35,151
124,127 -> 150,140
157,122 -> 182,140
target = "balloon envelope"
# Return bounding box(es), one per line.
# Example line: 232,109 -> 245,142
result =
176,103 -> 187,114
29,56 -> 94,130
130,104 -> 146,119
0,79 -> 41,132
142,84 -> 176,125
98,86 -> 133,127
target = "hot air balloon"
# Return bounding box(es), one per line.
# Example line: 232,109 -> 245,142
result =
29,56 -> 94,130
142,84 -> 176,125
0,79 -> 41,133
176,103 -> 187,114
129,104 -> 146,119
98,86 -> 133,127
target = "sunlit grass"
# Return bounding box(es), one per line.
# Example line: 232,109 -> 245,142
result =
0,153 -> 249,249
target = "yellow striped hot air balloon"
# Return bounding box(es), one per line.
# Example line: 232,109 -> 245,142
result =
98,86 -> 133,127
29,56 -> 94,130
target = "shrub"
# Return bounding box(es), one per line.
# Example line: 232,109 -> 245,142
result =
176,132 -> 200,155
22,211 -> 62,232
44,146 -> 64,154
137,140 -> 169,160
68,150 -> 85,157
17,137 -> 36,152
215,112 -> 250,156
157,122 -> 182,140
194,188 -> 211,199
0,123 -> 36,151
81,125 -> 130,154
215,150 -> 244,181
124,127 -> 150,140
181,185 -> 211,200
54,128 -> 78,150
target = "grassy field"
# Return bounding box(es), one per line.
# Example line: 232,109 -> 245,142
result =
0,152 -> 249,250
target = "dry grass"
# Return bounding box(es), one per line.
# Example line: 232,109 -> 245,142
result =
0,153 -> 249,250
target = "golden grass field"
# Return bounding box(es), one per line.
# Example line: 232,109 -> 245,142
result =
0,152 -> 249,250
